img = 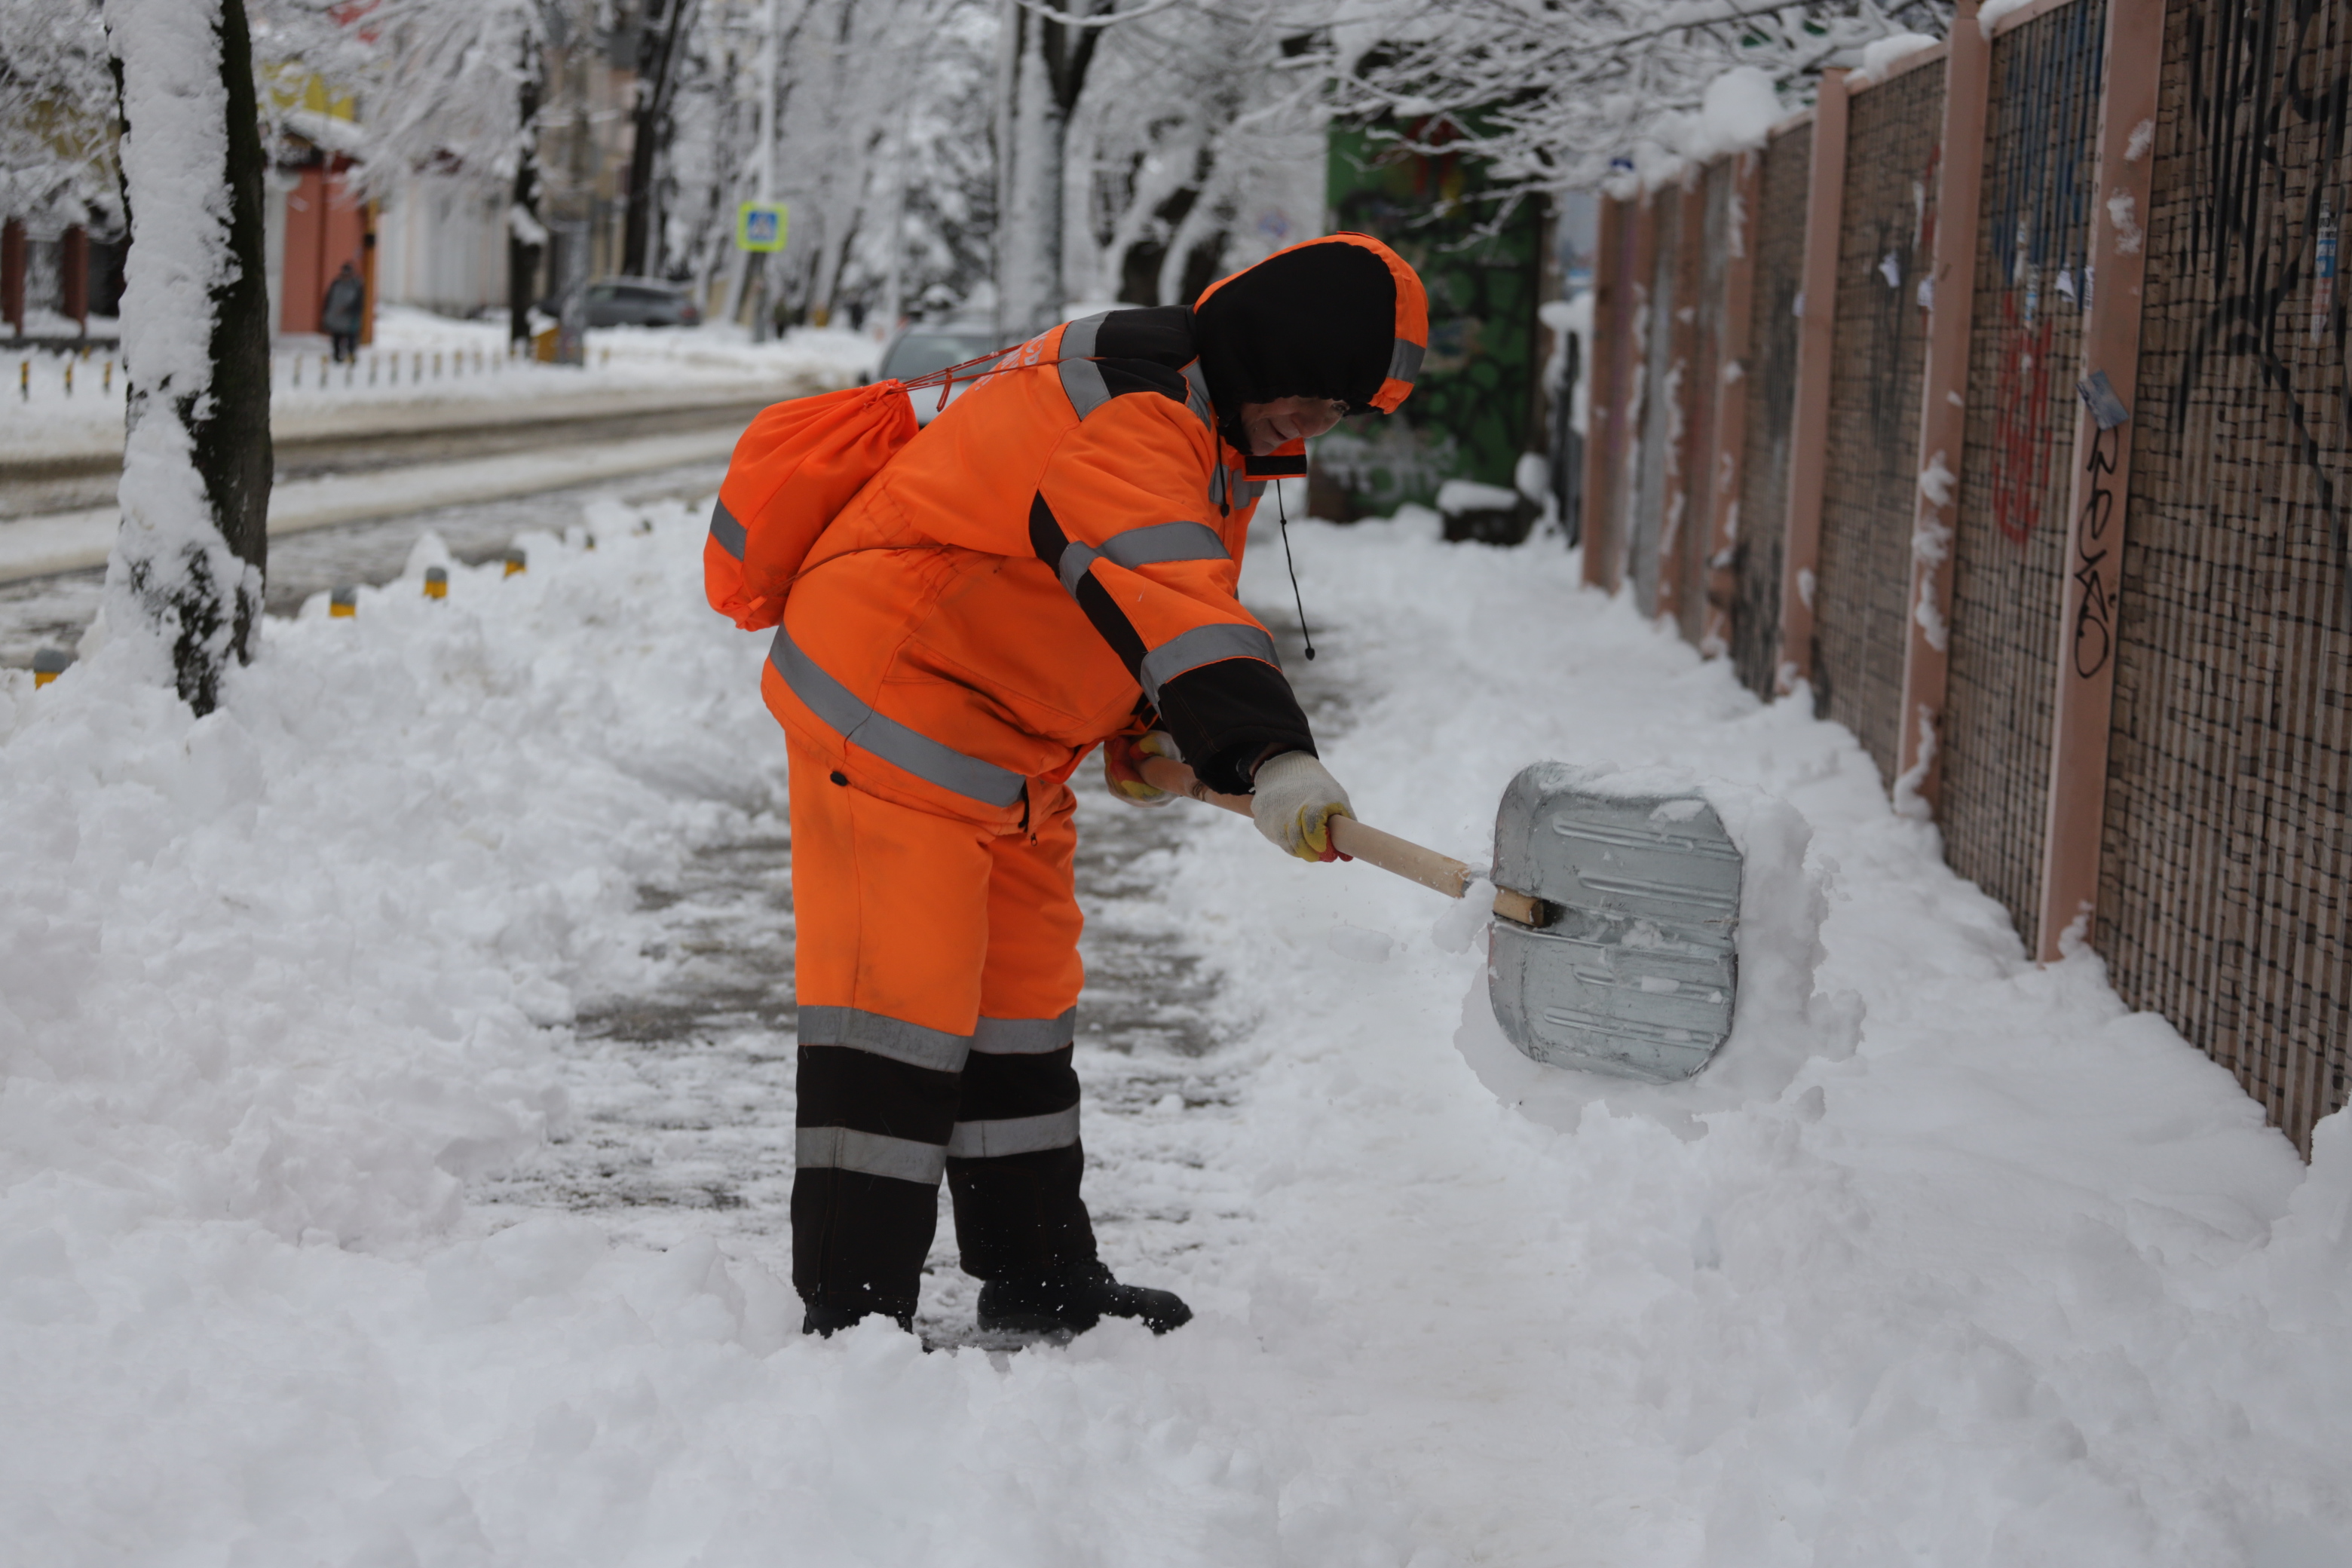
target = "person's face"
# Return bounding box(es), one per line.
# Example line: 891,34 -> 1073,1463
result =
1236,396 -> 1347,456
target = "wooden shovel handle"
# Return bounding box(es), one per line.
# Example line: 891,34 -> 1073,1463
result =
1135,755 -> 1550,926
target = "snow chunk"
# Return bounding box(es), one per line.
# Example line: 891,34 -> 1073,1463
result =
2109,188 -> 2145,253
1918,452 -> 1958,510
1435,479 -> 1521,515
1514,453 -> 1549,501
1431,880 -> 1495,953
1978,0 -> 2037,35
1691,66 -> 1784,158
1850,32 -> 1941,84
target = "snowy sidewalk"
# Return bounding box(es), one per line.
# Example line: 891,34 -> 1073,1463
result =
0,428 -> 742,581
1,501 -> 2346,1565
2,310 -> 880,464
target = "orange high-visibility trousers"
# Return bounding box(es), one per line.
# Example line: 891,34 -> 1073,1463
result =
786,733 -> 1095,1321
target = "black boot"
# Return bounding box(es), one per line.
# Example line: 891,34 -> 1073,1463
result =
975,1260 -> 1192,1337
801,1301 -> 914,1337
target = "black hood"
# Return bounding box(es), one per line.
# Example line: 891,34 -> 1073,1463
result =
1191,240 -> 1403,450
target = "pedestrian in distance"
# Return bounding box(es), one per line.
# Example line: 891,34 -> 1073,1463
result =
709,234 -> 1429,1340
321,261 -> 364,363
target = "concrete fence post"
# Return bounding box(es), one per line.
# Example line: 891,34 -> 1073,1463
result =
1608,193 -> 1660,596
2035,0 -> 2167,960
1895,0 -> 1995,808
1581,195 -> 1628,587
1654,177 -> 1707,629
1775,69 -> 1851,695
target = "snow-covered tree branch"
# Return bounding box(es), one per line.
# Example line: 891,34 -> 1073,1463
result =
1331,0 -> 1951,192
1,0 -> 119,231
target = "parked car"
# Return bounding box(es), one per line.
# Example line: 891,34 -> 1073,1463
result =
544,278 -> 703,329
877,316 -> 1013,423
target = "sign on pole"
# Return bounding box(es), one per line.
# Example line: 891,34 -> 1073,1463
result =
736,201 -> 788,253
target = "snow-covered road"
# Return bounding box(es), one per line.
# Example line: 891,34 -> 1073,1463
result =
2,495 -> 2347,1565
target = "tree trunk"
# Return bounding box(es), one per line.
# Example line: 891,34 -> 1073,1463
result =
998,0 -> 1103,334
103,0 -> 272,717
509,42 -> 545,348
621,0 -> 693,278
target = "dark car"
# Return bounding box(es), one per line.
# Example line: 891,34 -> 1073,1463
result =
878,317 -> 1012,423
561,278 -> 703,328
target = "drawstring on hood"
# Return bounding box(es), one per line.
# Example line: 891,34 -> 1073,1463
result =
1190,233 -> 1428,660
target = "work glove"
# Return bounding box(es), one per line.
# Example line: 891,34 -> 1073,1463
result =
1103,730 -> 1180,807
1251,750 -> 1354,862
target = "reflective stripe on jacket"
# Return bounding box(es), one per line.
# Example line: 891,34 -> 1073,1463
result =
764,304 -> 1313,828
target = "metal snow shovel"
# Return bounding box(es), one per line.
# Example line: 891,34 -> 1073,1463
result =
1138,757 -> 1744,1083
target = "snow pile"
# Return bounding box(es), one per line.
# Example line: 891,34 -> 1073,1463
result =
1677,66 -> 1787,161
1195,513 -> 2352,1563
2,498 -> 2348,1562
1608,66 -> 1787,192
1,505 -> 755,1250
1434,477 -> 1522,515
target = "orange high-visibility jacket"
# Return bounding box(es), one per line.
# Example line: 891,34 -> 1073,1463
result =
758,234 -> 1428,831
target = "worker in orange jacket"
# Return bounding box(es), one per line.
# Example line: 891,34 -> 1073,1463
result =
749,234 -> 1428,1337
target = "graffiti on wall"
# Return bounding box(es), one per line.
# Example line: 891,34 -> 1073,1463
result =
2168,0 -> 2352,562
1984,0 -> 2103,544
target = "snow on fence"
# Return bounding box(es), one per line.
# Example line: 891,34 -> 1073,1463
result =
1582,0 -> 2350,1156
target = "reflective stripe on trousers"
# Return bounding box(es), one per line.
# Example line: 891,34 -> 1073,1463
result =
799,1006 -> 1076,1070
797,1107 -> 1082,1184
769,626 -> 1027,808
796,1125 -> 948,1185
945,1106 -> 1080,1160
972,1009 -> 1076,1055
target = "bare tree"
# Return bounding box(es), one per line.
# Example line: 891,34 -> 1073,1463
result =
1073,2 -> 1327,308
332,0 -> 592,345
995,0 -> 1110,332
620,0 -> 698,277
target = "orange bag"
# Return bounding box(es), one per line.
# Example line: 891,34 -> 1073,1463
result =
703,380 -> 921,632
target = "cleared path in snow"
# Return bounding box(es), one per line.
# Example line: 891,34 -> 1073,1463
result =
466,622 -> 1349,1349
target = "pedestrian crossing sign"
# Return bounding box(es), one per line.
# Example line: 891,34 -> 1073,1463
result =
736,201 -> 788,253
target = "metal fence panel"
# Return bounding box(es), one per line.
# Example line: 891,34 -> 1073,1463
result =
1815,63 -> 1949,780
1676,163 -> 1737,646
1943,0 -> 2107,956
2101,0 -> 2352,1154
1732,121 -> 1814,698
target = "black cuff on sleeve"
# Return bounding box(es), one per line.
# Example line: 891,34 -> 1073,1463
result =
1153,657 -> 1315,795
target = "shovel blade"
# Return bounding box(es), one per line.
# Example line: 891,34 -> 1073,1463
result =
1487,765 -> 1741,1083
